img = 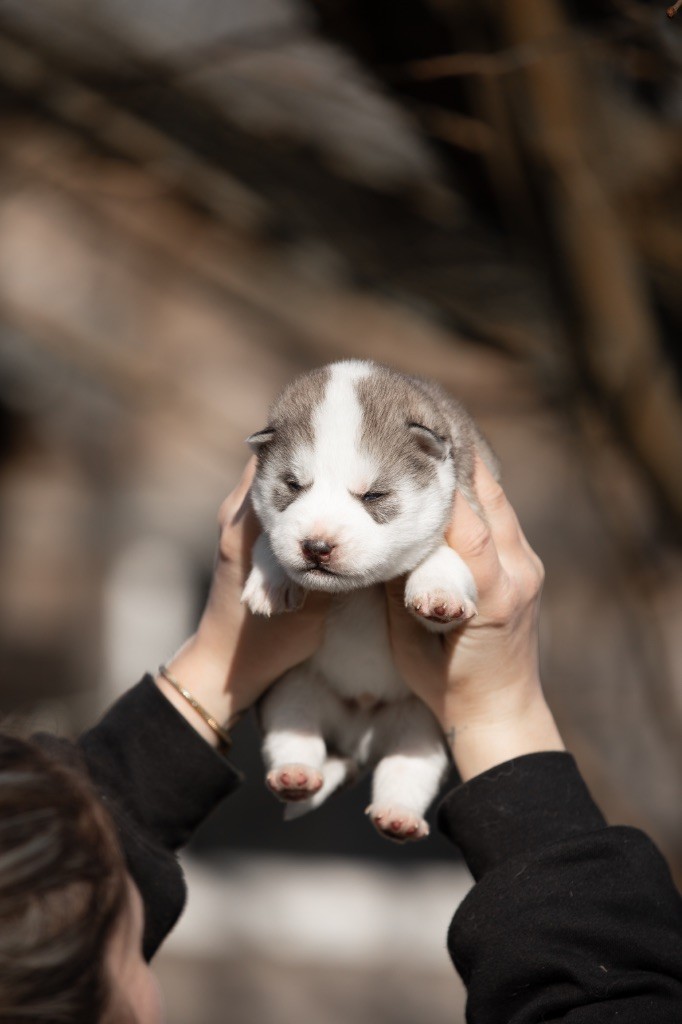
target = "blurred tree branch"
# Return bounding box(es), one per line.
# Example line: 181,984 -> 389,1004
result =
308,0 -> 682,536
495,0 -> 682,531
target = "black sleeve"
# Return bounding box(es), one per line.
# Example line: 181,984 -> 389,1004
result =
77,675 -> 242,960
437,752 -> 682,1023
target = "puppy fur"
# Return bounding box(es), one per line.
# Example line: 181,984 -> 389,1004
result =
244,359 -> 498,842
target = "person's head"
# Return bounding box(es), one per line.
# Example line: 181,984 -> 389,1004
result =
0,734 -> 163,1023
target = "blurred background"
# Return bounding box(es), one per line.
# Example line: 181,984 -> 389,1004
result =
0,1 -> 681,1021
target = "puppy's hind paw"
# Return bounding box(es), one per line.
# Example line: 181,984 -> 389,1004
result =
365,804 -> 430,843
266,764 -> 323,802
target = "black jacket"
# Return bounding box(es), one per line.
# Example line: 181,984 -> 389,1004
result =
76,677 -> 682,1022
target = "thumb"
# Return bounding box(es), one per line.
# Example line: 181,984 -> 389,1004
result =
384,578 -> 445,670
385,575 -> 407,616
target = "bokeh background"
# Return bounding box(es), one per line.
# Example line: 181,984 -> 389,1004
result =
0,2 -> 681,1022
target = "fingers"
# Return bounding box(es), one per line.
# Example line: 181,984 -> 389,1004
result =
296,589 -> 333,618
473,460 -> 543,584
237,499 -> 261,551
445,457 -> 541,598
236,456 -> 257,495
385,577 -> 429,647
218,458 -> 257,530
216,461 -> 260,571
445,489 -> 502,596
384,579 -> 446,673
474,458 -> 523,549
385,576 -> 409,617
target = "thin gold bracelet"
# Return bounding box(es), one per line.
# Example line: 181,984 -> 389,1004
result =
158,664 -> 235,753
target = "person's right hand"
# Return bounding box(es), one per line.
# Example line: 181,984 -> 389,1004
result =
156,461 -> 329,747
386,458 -> 564,781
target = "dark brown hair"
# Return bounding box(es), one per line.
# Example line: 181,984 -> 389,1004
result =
0,734 -> 128,1023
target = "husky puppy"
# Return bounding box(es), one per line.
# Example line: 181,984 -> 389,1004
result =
243,359 -> 498,842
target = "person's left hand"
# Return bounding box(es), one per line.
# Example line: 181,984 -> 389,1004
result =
157,461 -> 330,740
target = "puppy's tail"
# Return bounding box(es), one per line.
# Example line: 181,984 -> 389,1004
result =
283,756 -> 358,821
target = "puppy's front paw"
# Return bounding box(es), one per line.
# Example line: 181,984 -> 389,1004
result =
407,589 -> 477,632
266,764 -> 323,802
241,566 -> 304,616
405,547 -> 477,633
366,803 -> 430,843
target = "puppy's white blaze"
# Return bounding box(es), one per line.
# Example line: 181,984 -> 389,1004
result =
311,361 -> 377,493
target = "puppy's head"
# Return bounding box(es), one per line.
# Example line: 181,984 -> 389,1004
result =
248,360 -> 458,591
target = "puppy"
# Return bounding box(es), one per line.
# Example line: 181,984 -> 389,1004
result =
243,359 -> 498,842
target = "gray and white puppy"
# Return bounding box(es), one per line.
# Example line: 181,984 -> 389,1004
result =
244,359 -> 498,842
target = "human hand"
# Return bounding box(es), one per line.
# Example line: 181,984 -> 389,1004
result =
156,461 -> 329,745
386,459 -> 564,781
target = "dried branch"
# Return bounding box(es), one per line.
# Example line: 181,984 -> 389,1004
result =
397,29 -> 579,81
408,102 -> 495,153
493,0 -> 682,531
0,33 -> 269,231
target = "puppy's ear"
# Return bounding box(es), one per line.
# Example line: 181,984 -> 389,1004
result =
408,422 -> 450,461
246,426 -> 276,452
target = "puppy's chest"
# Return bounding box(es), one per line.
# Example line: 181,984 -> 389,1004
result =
307,586 -> 409,704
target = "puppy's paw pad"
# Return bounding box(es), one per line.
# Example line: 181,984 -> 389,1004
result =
267,764 -> 323,802
241,570 -> 304,616
366,804 -> 430,843
408,591 -> 477,631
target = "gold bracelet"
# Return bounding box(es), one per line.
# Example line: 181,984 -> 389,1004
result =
158,664 -> 236,753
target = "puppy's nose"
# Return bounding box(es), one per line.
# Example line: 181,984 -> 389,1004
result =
301,538 -> 334,563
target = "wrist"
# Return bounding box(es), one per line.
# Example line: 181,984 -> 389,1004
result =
440,689 -> 565,782
154,635 -> 242,748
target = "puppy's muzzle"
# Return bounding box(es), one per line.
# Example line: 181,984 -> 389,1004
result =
301,538 -> 335,565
